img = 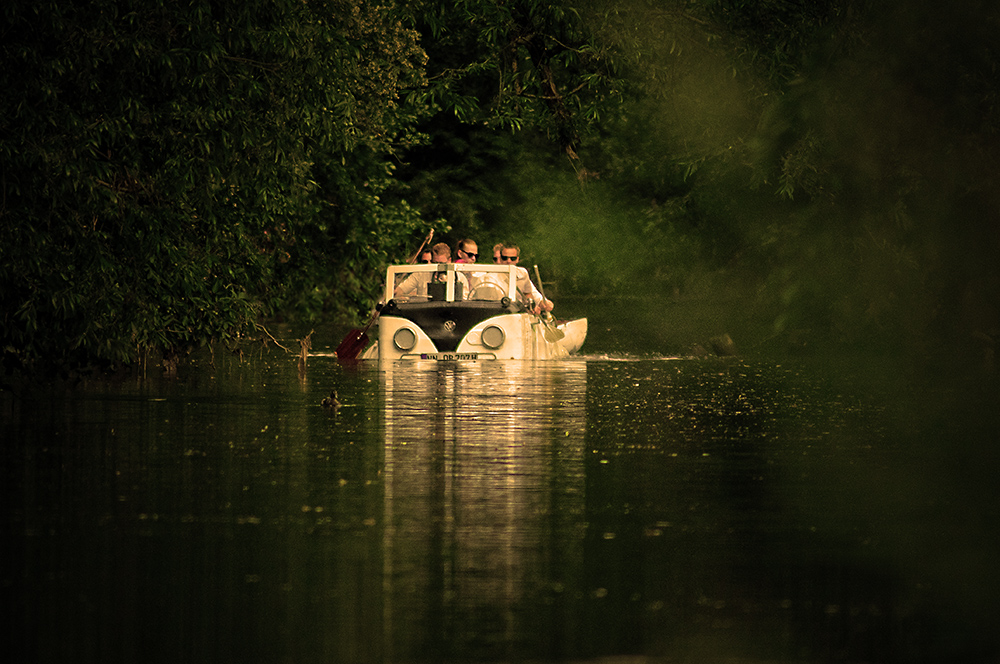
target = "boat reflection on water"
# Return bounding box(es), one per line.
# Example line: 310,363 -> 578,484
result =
379,359 -> 588,661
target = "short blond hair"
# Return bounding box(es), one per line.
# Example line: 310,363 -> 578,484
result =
430,242 -> 451,261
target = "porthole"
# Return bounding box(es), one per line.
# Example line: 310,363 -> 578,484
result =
393,327 -> 417,351
481,325 -> 506,350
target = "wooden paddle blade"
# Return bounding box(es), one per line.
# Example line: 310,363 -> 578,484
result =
542,321 -> 565,342
335,329 -> 369,361
540,312 -> 565,341
533,313 -> 564,342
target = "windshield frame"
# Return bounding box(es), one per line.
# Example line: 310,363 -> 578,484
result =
385,263 -> 518,303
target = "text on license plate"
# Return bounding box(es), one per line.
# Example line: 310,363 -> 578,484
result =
419,352 -> 479,360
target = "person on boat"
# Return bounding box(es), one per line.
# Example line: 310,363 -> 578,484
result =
394,242 -> 469,300
498,244 -> 554,314
492,243 -> 504,263
417,249 -> 433,263
456,238 -> 504,299
455,239 -> 478,264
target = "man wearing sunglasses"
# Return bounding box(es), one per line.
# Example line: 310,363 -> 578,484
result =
498,244 -> 554,315
455,239 -> 479,264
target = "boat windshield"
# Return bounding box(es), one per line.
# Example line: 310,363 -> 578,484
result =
386,264 -> 518,303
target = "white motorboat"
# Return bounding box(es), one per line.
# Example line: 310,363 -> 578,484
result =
360,263 -> 587,361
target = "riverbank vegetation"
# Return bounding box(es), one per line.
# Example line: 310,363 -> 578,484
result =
3,0 -> 998,378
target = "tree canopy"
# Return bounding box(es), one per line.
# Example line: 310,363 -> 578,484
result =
3,0 -> 999,378
2,0 -> 431,375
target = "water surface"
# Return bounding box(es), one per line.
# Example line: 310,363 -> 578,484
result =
3,348 -> 998,663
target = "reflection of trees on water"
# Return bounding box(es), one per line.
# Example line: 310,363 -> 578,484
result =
9,358 -> 995,662
381,361 -> 588,661
582,360 -> 997,662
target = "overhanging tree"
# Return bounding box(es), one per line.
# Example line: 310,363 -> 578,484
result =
1,0 -> 430,375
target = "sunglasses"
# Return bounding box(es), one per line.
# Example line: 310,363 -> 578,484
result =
460,250 -> 478,259
499,254 -> 519,262
420,259 -> 433,263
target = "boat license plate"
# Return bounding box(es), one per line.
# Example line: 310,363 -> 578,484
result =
417,352 -> 483,361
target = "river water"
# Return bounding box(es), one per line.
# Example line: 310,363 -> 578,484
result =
3,341 -> 999,663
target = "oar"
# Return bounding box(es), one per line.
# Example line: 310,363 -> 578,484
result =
533,264 -> 565,342
335,229 -> 434,361
334,304 -> 380,362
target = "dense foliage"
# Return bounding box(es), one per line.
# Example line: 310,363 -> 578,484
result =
1,0 -> 431,375
3,0 -> 999,378
434,0 -> 1000,360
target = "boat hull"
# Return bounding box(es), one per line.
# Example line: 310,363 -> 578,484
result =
363,313 -> 587,361
556,318 -> 587,355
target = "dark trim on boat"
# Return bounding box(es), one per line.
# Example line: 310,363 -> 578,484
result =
382,299 -> 520,351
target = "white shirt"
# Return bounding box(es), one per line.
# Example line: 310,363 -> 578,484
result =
394,269 -> 469,300
514,266 -> 545,305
